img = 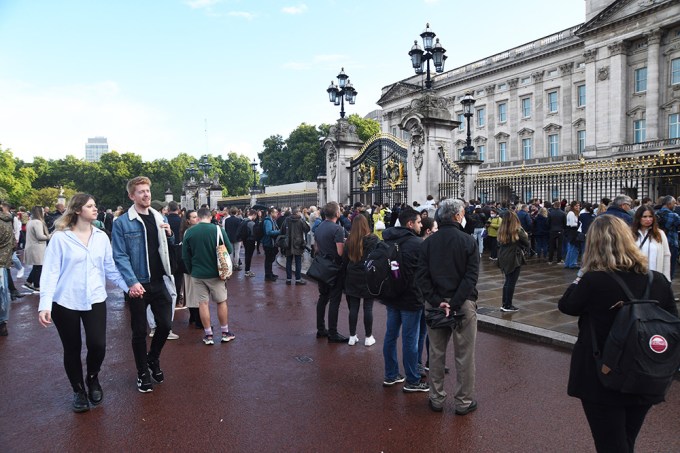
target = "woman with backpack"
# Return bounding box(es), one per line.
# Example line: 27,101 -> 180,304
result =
342,214 -> 378,347
558,215 -> 678,453
497,211 -> 529,313
632,205 -> 671,281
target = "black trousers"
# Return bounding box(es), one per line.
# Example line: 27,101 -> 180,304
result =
317,280 -> 343,335
127,280 -> 172,374
346,295 -> 374,337
263,246 -> 277,278
548,231 -> 563,262
243,240 -> 256,272
27,265 -> 42,287
581,401 -> 651,453
502,266 -> 521,308
51,302 -> 107,391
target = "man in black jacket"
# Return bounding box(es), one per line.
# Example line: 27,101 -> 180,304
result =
547,200 -> 567,264
416,198 -> 479,414
381,207 -> 429,393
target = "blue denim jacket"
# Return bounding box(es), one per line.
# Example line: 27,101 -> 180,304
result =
112,206 -> 175,286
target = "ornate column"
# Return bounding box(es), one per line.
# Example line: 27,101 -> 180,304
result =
507,77 -> 519,160
322,118 -> 363,205
646,30 -> 661,140
559,62 -> 575,154
399,92 -> 459,203
584,48 -> 598,156
532,70 -> 546,156
608,41 -> 628,146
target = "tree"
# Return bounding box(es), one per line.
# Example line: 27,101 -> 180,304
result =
216,153 -> 254,196
22,187 -> 78,210
285,123 -> 324,182
0,146 -> 37,204
347,114 -> 381,142
258,135 -> 288,185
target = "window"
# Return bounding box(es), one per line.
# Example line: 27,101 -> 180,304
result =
497,83 -> 507,90
477,108 -> 485,127
522,138 -> 532,160
634,119 -> 646,143
457,148 -> 464,159
402,130 -> 410,141
548,134 -> 559,157
521,76 -> 531,84
634,67 -> 647,92
478,145 -> 486,161
672,59 -> 680,85
577,62 -> 586,69
458,113 -> 465,131
547,69 -> 557,77
476,89 -> 485,96
521,97 -> 531,117
670,114 -> 680,139
548,91 -> 558,113
498,103 -> 507,123
577,84 -> 586,107
499,142 -> 507,162
577,130 -> 586,153
391,127 -> 397,136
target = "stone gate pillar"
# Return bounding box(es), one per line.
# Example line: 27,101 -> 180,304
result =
322,118 -> 363,205
399,92 -> 458,204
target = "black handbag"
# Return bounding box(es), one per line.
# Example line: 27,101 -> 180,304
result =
306,253 -> 341,286
425,307 -> 465,330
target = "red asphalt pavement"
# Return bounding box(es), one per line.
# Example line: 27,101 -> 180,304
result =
1,253 -> 679,452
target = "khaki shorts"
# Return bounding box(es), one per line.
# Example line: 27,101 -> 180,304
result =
191,277 -> 228,303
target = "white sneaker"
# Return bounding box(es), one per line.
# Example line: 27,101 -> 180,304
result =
348,335 -> 359,346
148,328 -> 155,338
17,267 -> 24,279
167,330 -> 179,340
364,335 -> 376,347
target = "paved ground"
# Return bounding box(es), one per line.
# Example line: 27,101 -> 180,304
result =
1,250 -> 679,452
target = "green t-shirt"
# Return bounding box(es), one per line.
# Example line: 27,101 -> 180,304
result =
182,222 -> 232,279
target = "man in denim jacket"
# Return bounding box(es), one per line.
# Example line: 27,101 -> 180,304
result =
112,176 -> 175,393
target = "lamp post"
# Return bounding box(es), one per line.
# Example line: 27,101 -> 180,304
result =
326,67 -> 358,119
460,92 -> 477,159
198,155 -> 212,181
250,159 -> 258,190
408,23 -> 447,90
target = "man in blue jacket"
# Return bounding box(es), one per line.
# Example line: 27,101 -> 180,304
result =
262,207 -> 281,282
112,176 -> 175,393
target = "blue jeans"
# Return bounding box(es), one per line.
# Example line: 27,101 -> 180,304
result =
564,240 -> 580,268
286,254 -> 302,280
472,228 -> 484,255
535,236 -> 548,258
0,269 -> 10,323
383,305 -> 421,385
12,252 -> 22,271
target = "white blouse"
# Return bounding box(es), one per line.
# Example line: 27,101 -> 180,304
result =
636,229 -> 672,281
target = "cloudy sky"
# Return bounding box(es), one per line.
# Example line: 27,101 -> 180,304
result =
0,0 -> 585,164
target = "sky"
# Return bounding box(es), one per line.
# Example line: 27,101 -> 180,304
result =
0,0 -> 587,165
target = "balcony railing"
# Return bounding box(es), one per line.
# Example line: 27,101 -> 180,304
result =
616,138 -> 680,153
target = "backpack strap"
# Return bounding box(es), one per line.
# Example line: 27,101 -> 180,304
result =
606,271 -> 653,301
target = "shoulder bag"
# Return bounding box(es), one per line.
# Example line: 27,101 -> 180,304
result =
216,226 -> 233,280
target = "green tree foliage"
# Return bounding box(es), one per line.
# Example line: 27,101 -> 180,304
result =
22,187 -> 78,210
258,123 -> 326,185
258,135 -> 288,185
215,152 -> 254,196
347,114 -> 381,142
0,146 -> 37,204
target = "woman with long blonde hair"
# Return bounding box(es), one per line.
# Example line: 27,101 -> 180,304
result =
559,215 -> 677,452
343,214 -> 379,346
497,211 -> 529,312
38,194 -> 129,412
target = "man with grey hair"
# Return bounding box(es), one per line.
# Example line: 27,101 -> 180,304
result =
600,194 -> 633,225
416,198 -> 480,414
656,195 -> 680,279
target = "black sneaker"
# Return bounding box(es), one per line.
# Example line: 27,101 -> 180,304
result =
86,374 -> 103,405
147,359 -> 164,383
500,305 -> 520,313
316,329 -> 329,338
72,389 -> 90,413
0,322 -> 7,337
403,381 -> 430,393
137,372 -> 153,393
383,375 -> 406,387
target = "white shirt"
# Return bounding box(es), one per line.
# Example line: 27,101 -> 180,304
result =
566,211 -> 579,227
39,228 -> 128,312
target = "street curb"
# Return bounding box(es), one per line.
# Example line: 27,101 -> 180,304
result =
477,313 -> 577,350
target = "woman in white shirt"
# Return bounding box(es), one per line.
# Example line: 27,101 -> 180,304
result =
38,194 -> 128,413
632,205 -> 671,281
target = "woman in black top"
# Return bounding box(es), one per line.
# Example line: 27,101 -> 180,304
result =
497,211 -> 529,313
558,215 -> 678,453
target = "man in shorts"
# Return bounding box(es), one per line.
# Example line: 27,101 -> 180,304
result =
182,207 -> 235,345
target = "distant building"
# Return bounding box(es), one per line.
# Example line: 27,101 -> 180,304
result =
85,137 -> 109,162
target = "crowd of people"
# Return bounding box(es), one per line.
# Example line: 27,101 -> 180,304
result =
1,179 -> 678,452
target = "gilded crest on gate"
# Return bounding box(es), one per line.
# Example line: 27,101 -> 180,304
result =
358,163 -> 375,192
385,158 -> 404,190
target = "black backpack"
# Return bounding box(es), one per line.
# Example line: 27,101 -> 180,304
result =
253,219 -> 265,242
590,271 -> 680,397
235,218 -> 250,242
365,237 -> 409,300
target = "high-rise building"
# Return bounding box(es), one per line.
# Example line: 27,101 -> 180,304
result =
85,137 -> 109,162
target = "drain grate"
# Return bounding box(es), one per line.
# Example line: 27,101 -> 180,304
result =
294,355 -> 314,363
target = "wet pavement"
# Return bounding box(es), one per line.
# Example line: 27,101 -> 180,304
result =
1,251 -> 679,452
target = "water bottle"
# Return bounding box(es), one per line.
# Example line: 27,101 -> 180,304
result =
390,260 -> 400,279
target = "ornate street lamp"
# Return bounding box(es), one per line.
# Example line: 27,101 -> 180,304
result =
198,155 -> 212,180
408,23 -> 447,89
250,159 -> 258,190
186,161 -> 198,180
460,92 -> 477,159
326,67 -> 358,119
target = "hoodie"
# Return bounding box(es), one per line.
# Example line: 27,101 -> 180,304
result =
381,226 -> 423,311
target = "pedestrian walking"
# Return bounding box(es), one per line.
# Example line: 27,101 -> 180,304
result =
416,198 -> 479,414
558,215 -> 678,452
497,211 -> 529,313
280,207 -> 310,285
240,209 -> 257,278
23,206 -> 51,292
0,204 -> 14,336
111,176 -> 176,393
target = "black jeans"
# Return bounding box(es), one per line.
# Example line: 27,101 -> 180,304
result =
489,237 -> 498,259
243,240 -> 256,272
27,265 -> 42,288
548,230 -> 563,262
286,254 -> 302,280
317,280 -> 343,335
127,280 -> 172,374
346,295 -> 374,337
51,301 -> 107,391
263,246 -> 278,278
581,401 -> 651,453
502,266 -> 521,308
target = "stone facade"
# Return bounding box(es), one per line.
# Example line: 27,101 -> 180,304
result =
376,0 -> 680,202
